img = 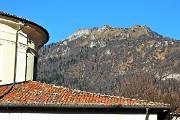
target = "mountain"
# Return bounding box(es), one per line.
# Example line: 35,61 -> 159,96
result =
37,25 -> 180,97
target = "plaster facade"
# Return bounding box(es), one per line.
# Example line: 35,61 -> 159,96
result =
0,12 -> 49,85
0,113 -> 158,120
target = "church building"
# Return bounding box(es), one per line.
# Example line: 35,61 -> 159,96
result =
0,11 -> 49,85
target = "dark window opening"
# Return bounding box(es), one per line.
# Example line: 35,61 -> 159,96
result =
33,57 -> 38,80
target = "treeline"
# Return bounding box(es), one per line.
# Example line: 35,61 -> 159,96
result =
114,71 -> 180,111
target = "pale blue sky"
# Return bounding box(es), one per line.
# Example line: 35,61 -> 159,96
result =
0,0 -> 180,44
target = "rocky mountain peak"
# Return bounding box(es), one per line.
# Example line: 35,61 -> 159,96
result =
98,24 -> 113,32
130,25 -> 153,34
68,28 -> 91,41
66,25 -> 158,42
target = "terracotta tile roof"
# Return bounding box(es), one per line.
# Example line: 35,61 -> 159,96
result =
0,81 -> 170,107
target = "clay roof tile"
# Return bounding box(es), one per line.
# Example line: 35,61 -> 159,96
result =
0,81 -> 170,108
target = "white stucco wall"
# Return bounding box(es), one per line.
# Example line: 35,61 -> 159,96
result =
0,113 -> 157,120
16,45 -> 27,83
26,40 -> 35,81
0,39 -> 16,84
0,43 -> 3,81
0,23 -> 16,42
15,33 -> 28,82
0,21 -> 36,85
0,23 -> 16,85
0,12 -> 48,85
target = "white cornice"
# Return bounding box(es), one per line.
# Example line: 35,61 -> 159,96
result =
0,39 -> 28,50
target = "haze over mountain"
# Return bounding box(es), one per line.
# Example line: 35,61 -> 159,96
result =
37,25 -> 179,96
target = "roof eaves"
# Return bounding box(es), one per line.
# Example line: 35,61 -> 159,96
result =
0,11 -> 49,44
0,104 -> 172,114
0,103 -> 172,110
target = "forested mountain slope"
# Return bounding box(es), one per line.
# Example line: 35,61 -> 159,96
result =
37,25 -> 180,110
